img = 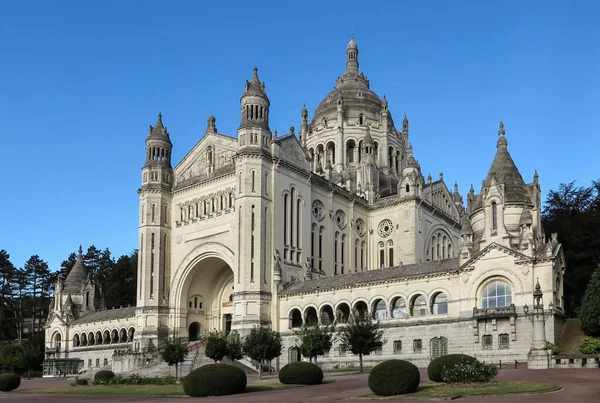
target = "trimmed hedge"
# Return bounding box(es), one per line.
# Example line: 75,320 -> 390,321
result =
278,362 -> 323,385
368,360 -> 420,396
0,373 -> 21,392
183,364 -> 247,397
427,354 -> 477,382
93,370 -> 115,385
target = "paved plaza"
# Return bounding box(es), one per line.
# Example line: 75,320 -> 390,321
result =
3,368 -> 598,402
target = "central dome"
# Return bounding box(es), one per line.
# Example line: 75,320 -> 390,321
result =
312,37 -> 384,125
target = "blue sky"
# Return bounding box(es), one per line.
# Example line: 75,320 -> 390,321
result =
1,1 -> 598,271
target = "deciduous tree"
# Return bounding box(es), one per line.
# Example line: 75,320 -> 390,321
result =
579,264 -> 600,336
160,337 -> 188,380
337,310 -> 384,373
204,330 -> 229,363
242,326 -> 282,379
294,323 -> 335,363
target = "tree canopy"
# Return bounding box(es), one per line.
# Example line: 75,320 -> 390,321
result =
338,310 -> 384,372
294,323 -> 335,363
204,330 -> 229,363
542,179 -> 600,316
579,265 -> 600,336
242,326 -> 282,378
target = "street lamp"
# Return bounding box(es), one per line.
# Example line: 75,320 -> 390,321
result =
525,278 -> 553,369
523,279 -> 554,323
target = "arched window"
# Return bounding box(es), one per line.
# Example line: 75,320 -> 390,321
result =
321,305 -> 334,325
388,240 -> 394,267
318,226 -> 324,272
334,232 -> 339,275
379,242 -> 385,268
304,307 -> 318,326
341,234 -> 346,274
410,295 -> 428,317
251,171 -> 256,192
151,204 -> 156,222
360,241 -> 365,270
481,280 -> 512,308
229,193 -> 234,208
354,239 -> 359,271
373,299 -> 387,320
391,297 -> 408,318
406,184 -> 410,194
311,224 -> 316,269
491,201 -> 498,231
283,194 -> 289,247
290,309 -> 302,328
431,292 -> 448,314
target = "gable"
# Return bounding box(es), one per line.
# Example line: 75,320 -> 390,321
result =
174,132 -> 238,185
277,135 -> 309,170
461,242 -> 529,270
426,180 -> 462,220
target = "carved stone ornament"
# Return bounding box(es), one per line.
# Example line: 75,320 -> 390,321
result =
461,272 -> 471,284
355,218 -> 366,237
378,219 -> 394,238
176,235 -> 182,244
312,200 -> 325,221
335,210 -> 347,229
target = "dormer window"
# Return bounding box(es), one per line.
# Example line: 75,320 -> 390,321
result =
406,184 -> 410,194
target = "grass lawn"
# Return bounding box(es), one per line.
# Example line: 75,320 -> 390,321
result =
359,381 -> 559,399
17,383 -> 294,396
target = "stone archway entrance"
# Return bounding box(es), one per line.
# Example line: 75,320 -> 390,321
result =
177,255 -> 235,337
188,322 -> 201,342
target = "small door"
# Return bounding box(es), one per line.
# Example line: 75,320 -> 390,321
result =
224,314 -> 232,335
289,347 -> 301,363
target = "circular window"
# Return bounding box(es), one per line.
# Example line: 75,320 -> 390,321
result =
312,200 -> 325,222
378,219 -> 393,238
335,210 -> 346,229
355,218 -> 366,237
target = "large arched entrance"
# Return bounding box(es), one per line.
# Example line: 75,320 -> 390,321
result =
177,255 -> 235,338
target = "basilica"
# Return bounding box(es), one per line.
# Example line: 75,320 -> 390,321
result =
44,37 -> 566,374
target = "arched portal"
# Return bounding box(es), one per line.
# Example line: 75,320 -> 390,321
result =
176,254 -> 235,337
289,347 -> 301,363
188,322 -> 201,342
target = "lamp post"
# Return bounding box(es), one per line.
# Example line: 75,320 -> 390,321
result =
524,279 -> 554,369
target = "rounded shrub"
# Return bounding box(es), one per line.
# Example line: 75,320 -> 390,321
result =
427,354 -> 477,382
278,361 -> 323,385
93,370 -> 115,385
0,373 -> 21,392
368,360 -> 420,396
183,363 -> 247,397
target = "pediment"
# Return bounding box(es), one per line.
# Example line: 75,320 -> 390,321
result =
276,134 -> 309,170
174,132 -> 238,185
460,242 -> 529,269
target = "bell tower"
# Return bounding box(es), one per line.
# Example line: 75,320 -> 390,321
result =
234,67 -> 274,334
137,113 -> 173,348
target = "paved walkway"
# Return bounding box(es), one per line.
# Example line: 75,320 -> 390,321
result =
3,368 -> 599,402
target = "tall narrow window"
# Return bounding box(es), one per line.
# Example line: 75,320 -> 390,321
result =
296,198 -> 301,252
141,205 -> 145,223
388,241 -> 394,267
311,224 -> 316,269
354,239 -> 358,271
290,188 -> 296,248
360,241 -> 365,270
491,202 -> 498,231
283,194 -> 289,246
318,226 -> 323,272
379,242 -> 385,268
334,232 -> 339,275
265,173 -> 268,195
239,172 -> 242,193
250,205 -> 255,282
341,235 -> 346,274
251,171 -> 256,192
151,204 -> 156,222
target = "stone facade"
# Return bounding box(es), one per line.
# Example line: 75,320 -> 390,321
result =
45,37 -> 566,373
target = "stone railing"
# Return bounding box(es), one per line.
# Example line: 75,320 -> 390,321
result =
473,304 -> 516,319
551,354 -> 599,369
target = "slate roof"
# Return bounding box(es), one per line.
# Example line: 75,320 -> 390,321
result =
280,258 -> 460,295
64,247 -> 88,294
71,306 -> 136,325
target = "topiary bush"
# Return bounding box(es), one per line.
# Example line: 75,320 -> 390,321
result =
0,373 -> 21,392
368,360 -> 420,396
278,361 -> 323,385
93,370 -> 115,385
183,363 -> 247,397
427,354 -> 477,382
579,337 -> 600,354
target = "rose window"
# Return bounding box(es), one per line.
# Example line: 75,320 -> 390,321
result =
312,200 -> 325,221
378,219 -> 393,238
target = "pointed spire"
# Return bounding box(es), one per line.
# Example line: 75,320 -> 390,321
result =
402,114 -> 409,133
534,169 -> 539,183
382,95 -> 388,108
497,120 -> 507,148
78,245 -> 83,257
156,112 -> 163,127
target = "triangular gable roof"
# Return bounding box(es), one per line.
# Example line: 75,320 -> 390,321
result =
173,131 -> 237,172
460,242 -> 531,270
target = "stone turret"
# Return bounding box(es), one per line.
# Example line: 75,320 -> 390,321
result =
237,66 -> 272,154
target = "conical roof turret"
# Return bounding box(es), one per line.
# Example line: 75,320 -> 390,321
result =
64,246 -> 89,294
147,113 -> 172,144
483,121 -> 529,202
242,66 -> 268,99
519,203 -> 533,226
460,215 -> 474,236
